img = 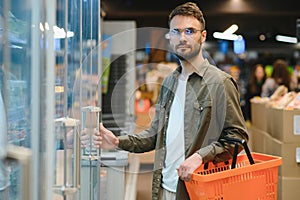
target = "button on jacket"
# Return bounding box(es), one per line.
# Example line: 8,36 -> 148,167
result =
118,59 -> 248,200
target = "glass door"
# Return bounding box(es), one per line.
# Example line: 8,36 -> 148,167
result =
54,0 -> 102,199
1,0 -> 56,199
1,0 -> 104,199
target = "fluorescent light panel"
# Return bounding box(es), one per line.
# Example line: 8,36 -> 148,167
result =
275,35 -> 298,44
213,24 -> 240,41
223,24 -> 238,35
213,32 -> 239,41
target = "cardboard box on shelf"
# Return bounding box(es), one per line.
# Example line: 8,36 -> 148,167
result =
268,107 -> 300,143
278,176 -> 300,200
265,136 -> 300,178
250,126 -> 269,154
265,106 -> 274,135
251,102 -> 268,132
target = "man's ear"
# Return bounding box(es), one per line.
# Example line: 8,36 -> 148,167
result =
200,30 -> 207,44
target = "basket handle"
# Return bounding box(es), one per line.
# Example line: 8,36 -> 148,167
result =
222,137 -> 255,168
204,137 -> 255,169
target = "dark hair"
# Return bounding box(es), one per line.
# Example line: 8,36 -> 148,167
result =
168,2 -> 205,30
271,59 -> 291,89
249,64 -> 266,94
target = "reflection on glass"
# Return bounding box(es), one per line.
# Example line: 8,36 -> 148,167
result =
1,1 -> 31,147
53,117 -> 80,197
7,159 -> 21,200
81,106 -> 101,156
1,1 -> 31,199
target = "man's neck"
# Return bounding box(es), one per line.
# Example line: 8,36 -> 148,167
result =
180,65 -> 193,80
180,55 -> 205,79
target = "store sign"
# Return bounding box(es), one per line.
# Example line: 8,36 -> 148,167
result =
219,40 -> 228,54
233,38 -> 246,54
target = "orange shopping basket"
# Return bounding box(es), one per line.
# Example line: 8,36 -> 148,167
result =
185,137 -> 282,200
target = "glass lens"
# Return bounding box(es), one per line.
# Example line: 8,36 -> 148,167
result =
185,28 -> 195,35
170,29 -> 180,36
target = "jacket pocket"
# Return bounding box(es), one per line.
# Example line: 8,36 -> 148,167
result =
194,100 -> 212,112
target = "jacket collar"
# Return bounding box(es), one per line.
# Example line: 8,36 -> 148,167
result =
174,59 -> 210,78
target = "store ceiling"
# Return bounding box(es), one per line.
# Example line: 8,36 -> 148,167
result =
101,0 -> 300,50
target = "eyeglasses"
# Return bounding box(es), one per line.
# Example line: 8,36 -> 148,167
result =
169,28 -> 203,37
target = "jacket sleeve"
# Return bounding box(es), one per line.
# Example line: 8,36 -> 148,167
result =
197,77 -> 249,163
118,109 -> 159,153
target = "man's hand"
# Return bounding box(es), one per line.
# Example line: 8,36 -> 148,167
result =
80,123 -> 119,149
177,153 -> 203,182
94,123 -> 119,149
80,128 -> 98,148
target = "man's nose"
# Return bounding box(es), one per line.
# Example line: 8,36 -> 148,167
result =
178,31 -> 188,40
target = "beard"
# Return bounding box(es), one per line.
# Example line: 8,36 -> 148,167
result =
172,41 -> 201,61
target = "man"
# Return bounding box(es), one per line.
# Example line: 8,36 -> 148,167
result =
98,2 -> 248,200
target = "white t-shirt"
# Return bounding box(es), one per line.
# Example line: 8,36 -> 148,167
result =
162,78 -> 187,192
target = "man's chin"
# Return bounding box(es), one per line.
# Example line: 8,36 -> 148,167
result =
174,53 -> 193,62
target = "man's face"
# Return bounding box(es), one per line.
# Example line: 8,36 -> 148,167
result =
169,15 -> 206,61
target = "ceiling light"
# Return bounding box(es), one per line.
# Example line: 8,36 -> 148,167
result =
53,25 -> 74,39
213,24 -> 240,41
223,24 -> 238,35
259,34 -> 266,41
213,32 -> 239,40
39,23 -> 44,32
275,35 -> 298,44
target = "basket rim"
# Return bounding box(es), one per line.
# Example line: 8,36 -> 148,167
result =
190,152 -> 282,182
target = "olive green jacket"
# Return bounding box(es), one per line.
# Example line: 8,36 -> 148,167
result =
118,59 -> 248,200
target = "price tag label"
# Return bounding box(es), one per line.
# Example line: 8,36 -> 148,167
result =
294,115 -> 300,135
296,147 -> 300,163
